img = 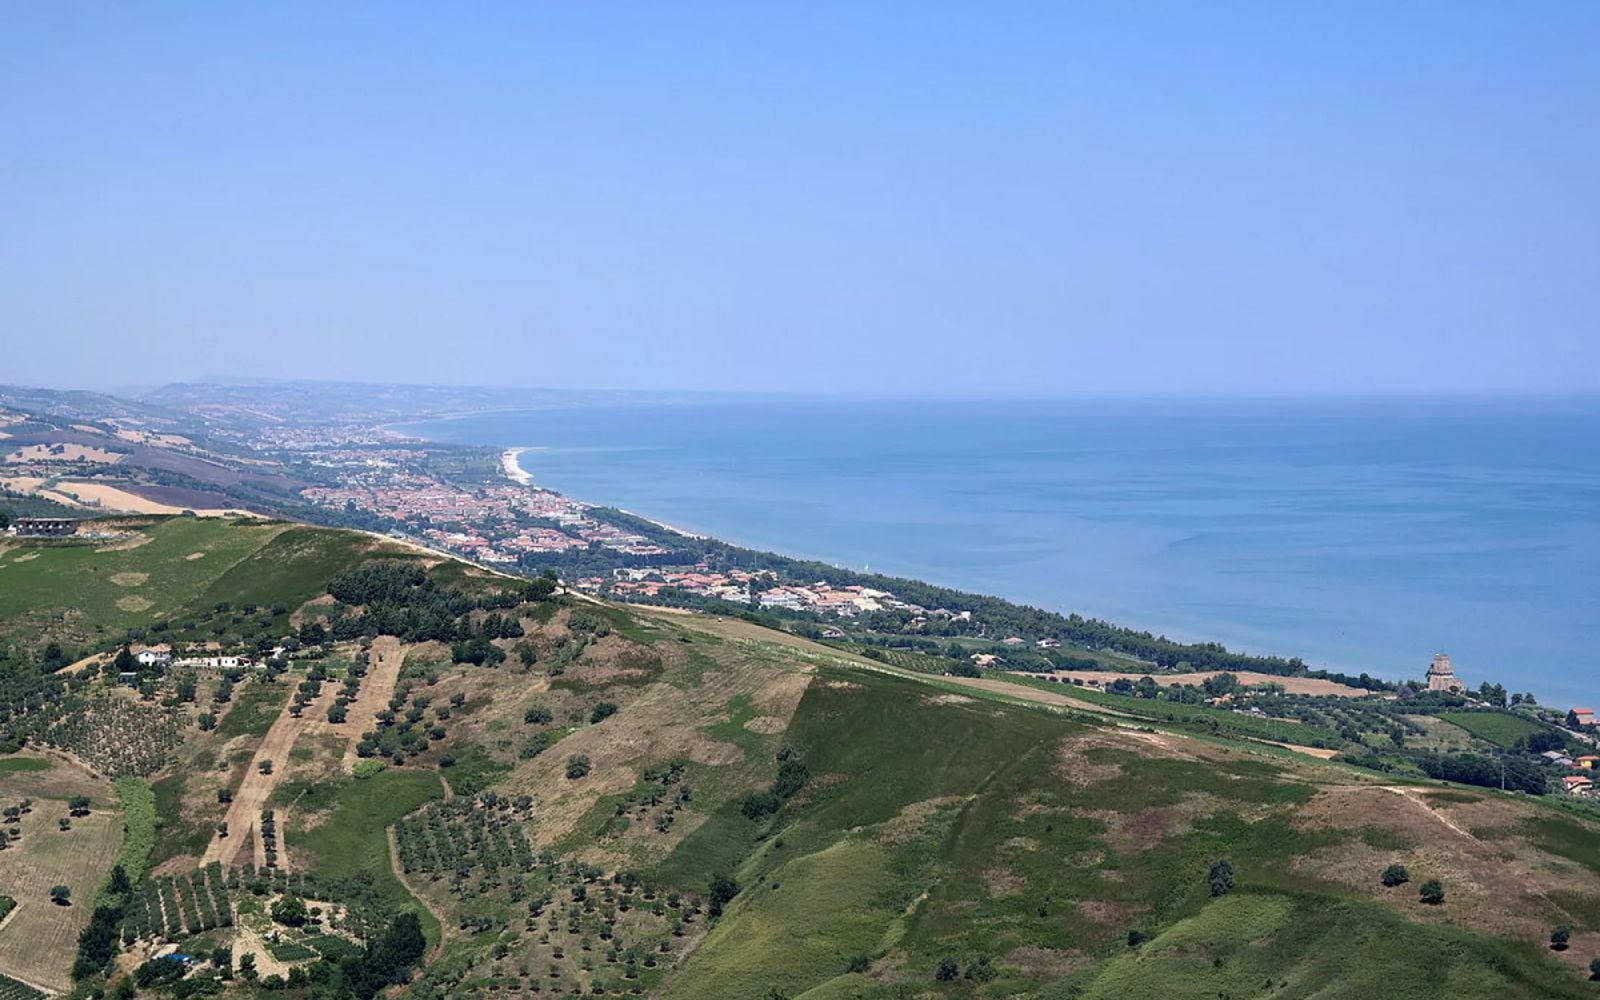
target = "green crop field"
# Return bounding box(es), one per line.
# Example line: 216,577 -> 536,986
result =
1437,711 -> 1559,749
0,759 -> 49,775
286,769 -> 445,939
0,517 -> 289,644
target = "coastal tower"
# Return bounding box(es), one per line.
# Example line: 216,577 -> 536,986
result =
1426,653 -> 1466,693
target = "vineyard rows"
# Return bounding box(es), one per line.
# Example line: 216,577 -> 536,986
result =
121,863 -> 234,942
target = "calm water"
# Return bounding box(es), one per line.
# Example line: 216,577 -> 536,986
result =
401,397 -> 1600,706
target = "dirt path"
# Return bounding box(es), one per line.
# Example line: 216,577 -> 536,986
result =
1379,786 -> 1477,840
201,680 -> 340,867
59,651 -> 108,675
387,826 -> 448,959
341,637 -> 405,773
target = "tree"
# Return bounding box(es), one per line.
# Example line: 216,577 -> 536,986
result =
708,875 -> 741,917
50,884 -> 71,905
590,701 -> 619,724
566,754 -> 592,779
113,647 -> 136,674
1381,863 -> 1410,887
1419,879 -> 1445,905
217,820 -> 229,838
271,894 -> 308,927
935,957 -> 961,981
68,795 -> 91,816
1590,956 -> 1600,980
239,952 -> 257,981
1208,859 -> 1235,897
1127,929 -> 1148,947
1551,925 -> 1571,951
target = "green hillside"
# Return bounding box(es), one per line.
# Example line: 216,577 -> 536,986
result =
0,521 -> 1597,998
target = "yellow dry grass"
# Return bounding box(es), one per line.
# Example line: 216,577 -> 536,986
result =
0,799 -> 124,991
4,443 -> 123,464
52,481 -> 257,517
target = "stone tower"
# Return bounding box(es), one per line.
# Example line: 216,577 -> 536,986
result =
1426,653 -> 1465,693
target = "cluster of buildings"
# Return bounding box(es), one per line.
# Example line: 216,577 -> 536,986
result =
301,476 -> 670,564
573,566 -> 942,619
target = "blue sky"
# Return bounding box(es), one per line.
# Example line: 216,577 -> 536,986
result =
2,2 -> 1596,394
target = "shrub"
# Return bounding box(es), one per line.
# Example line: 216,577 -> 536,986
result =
1380,863 -> 1409,887
1552,925 -> 1571,951
1419,879 -> 1445,905
565,755 -> 592,780
1208,859 -> 1235,897
935,957 -> 960,981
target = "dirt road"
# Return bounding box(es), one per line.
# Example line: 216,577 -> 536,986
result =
201,679 -> 340,867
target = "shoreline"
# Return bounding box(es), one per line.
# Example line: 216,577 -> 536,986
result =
500,447 -> 533,486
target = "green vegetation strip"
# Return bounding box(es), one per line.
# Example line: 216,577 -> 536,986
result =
114,776 -> 157,883
1437,711 -> 1558,749
0,757 -> 50,774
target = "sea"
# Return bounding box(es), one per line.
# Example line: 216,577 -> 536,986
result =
398,396 -> 1600,707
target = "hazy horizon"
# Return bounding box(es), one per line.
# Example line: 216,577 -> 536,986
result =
4,3 -> 1597,395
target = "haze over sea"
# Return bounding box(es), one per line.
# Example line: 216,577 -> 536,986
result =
403,396 -> 1600,707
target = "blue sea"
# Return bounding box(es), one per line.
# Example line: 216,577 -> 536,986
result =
400,396 -> 1600,706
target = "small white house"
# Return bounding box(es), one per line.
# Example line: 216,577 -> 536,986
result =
135,649 -> 172,668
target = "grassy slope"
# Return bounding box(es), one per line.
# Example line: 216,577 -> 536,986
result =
5,521 -> 1599,998
1437,711 -> 1560,749
655,659 -> 1596,999
0,517 -> 287,644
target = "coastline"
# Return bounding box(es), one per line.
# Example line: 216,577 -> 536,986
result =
503,445 -> 708,540
500,447 -> 533,486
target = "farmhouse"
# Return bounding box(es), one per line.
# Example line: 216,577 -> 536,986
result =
1576,755 -> 1600,770
135,648 -> 172,668
1562,774 -> 1594,796
1569,708 -> 1596,730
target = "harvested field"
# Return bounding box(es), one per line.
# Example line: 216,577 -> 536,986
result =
0,798 -> 124,991
53,481 -> 255,517
4,443 -> 123,464
1047,668 -> 1369,696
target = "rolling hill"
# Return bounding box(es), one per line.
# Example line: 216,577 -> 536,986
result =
0,518 -> 1597,997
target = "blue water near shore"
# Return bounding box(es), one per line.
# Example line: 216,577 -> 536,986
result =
399,396 -> 1600,706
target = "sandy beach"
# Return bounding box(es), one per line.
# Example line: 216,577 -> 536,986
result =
500,447 -> 533,485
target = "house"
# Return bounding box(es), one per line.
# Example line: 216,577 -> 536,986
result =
1001,637 -> 1026,647
1562,774 -> 1593,796
1576,756 -> 1600,770
135,649 -> 172,668
1568,708 -> 1596,730
1035,637 -> 1061,649
970,653 -> 1001,668
821,628 -> 846,640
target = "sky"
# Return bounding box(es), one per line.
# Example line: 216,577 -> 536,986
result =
2,2 -> 1597,396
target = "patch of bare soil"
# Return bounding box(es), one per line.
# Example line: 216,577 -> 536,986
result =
1077,898 -> 1140,926
870,795 -> 968,846
1081,796 -> 1221,857
742,716 -> 786,734
1003,945 -> 1093,978
339,636 -> 404,773
116,596 -> 153,612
